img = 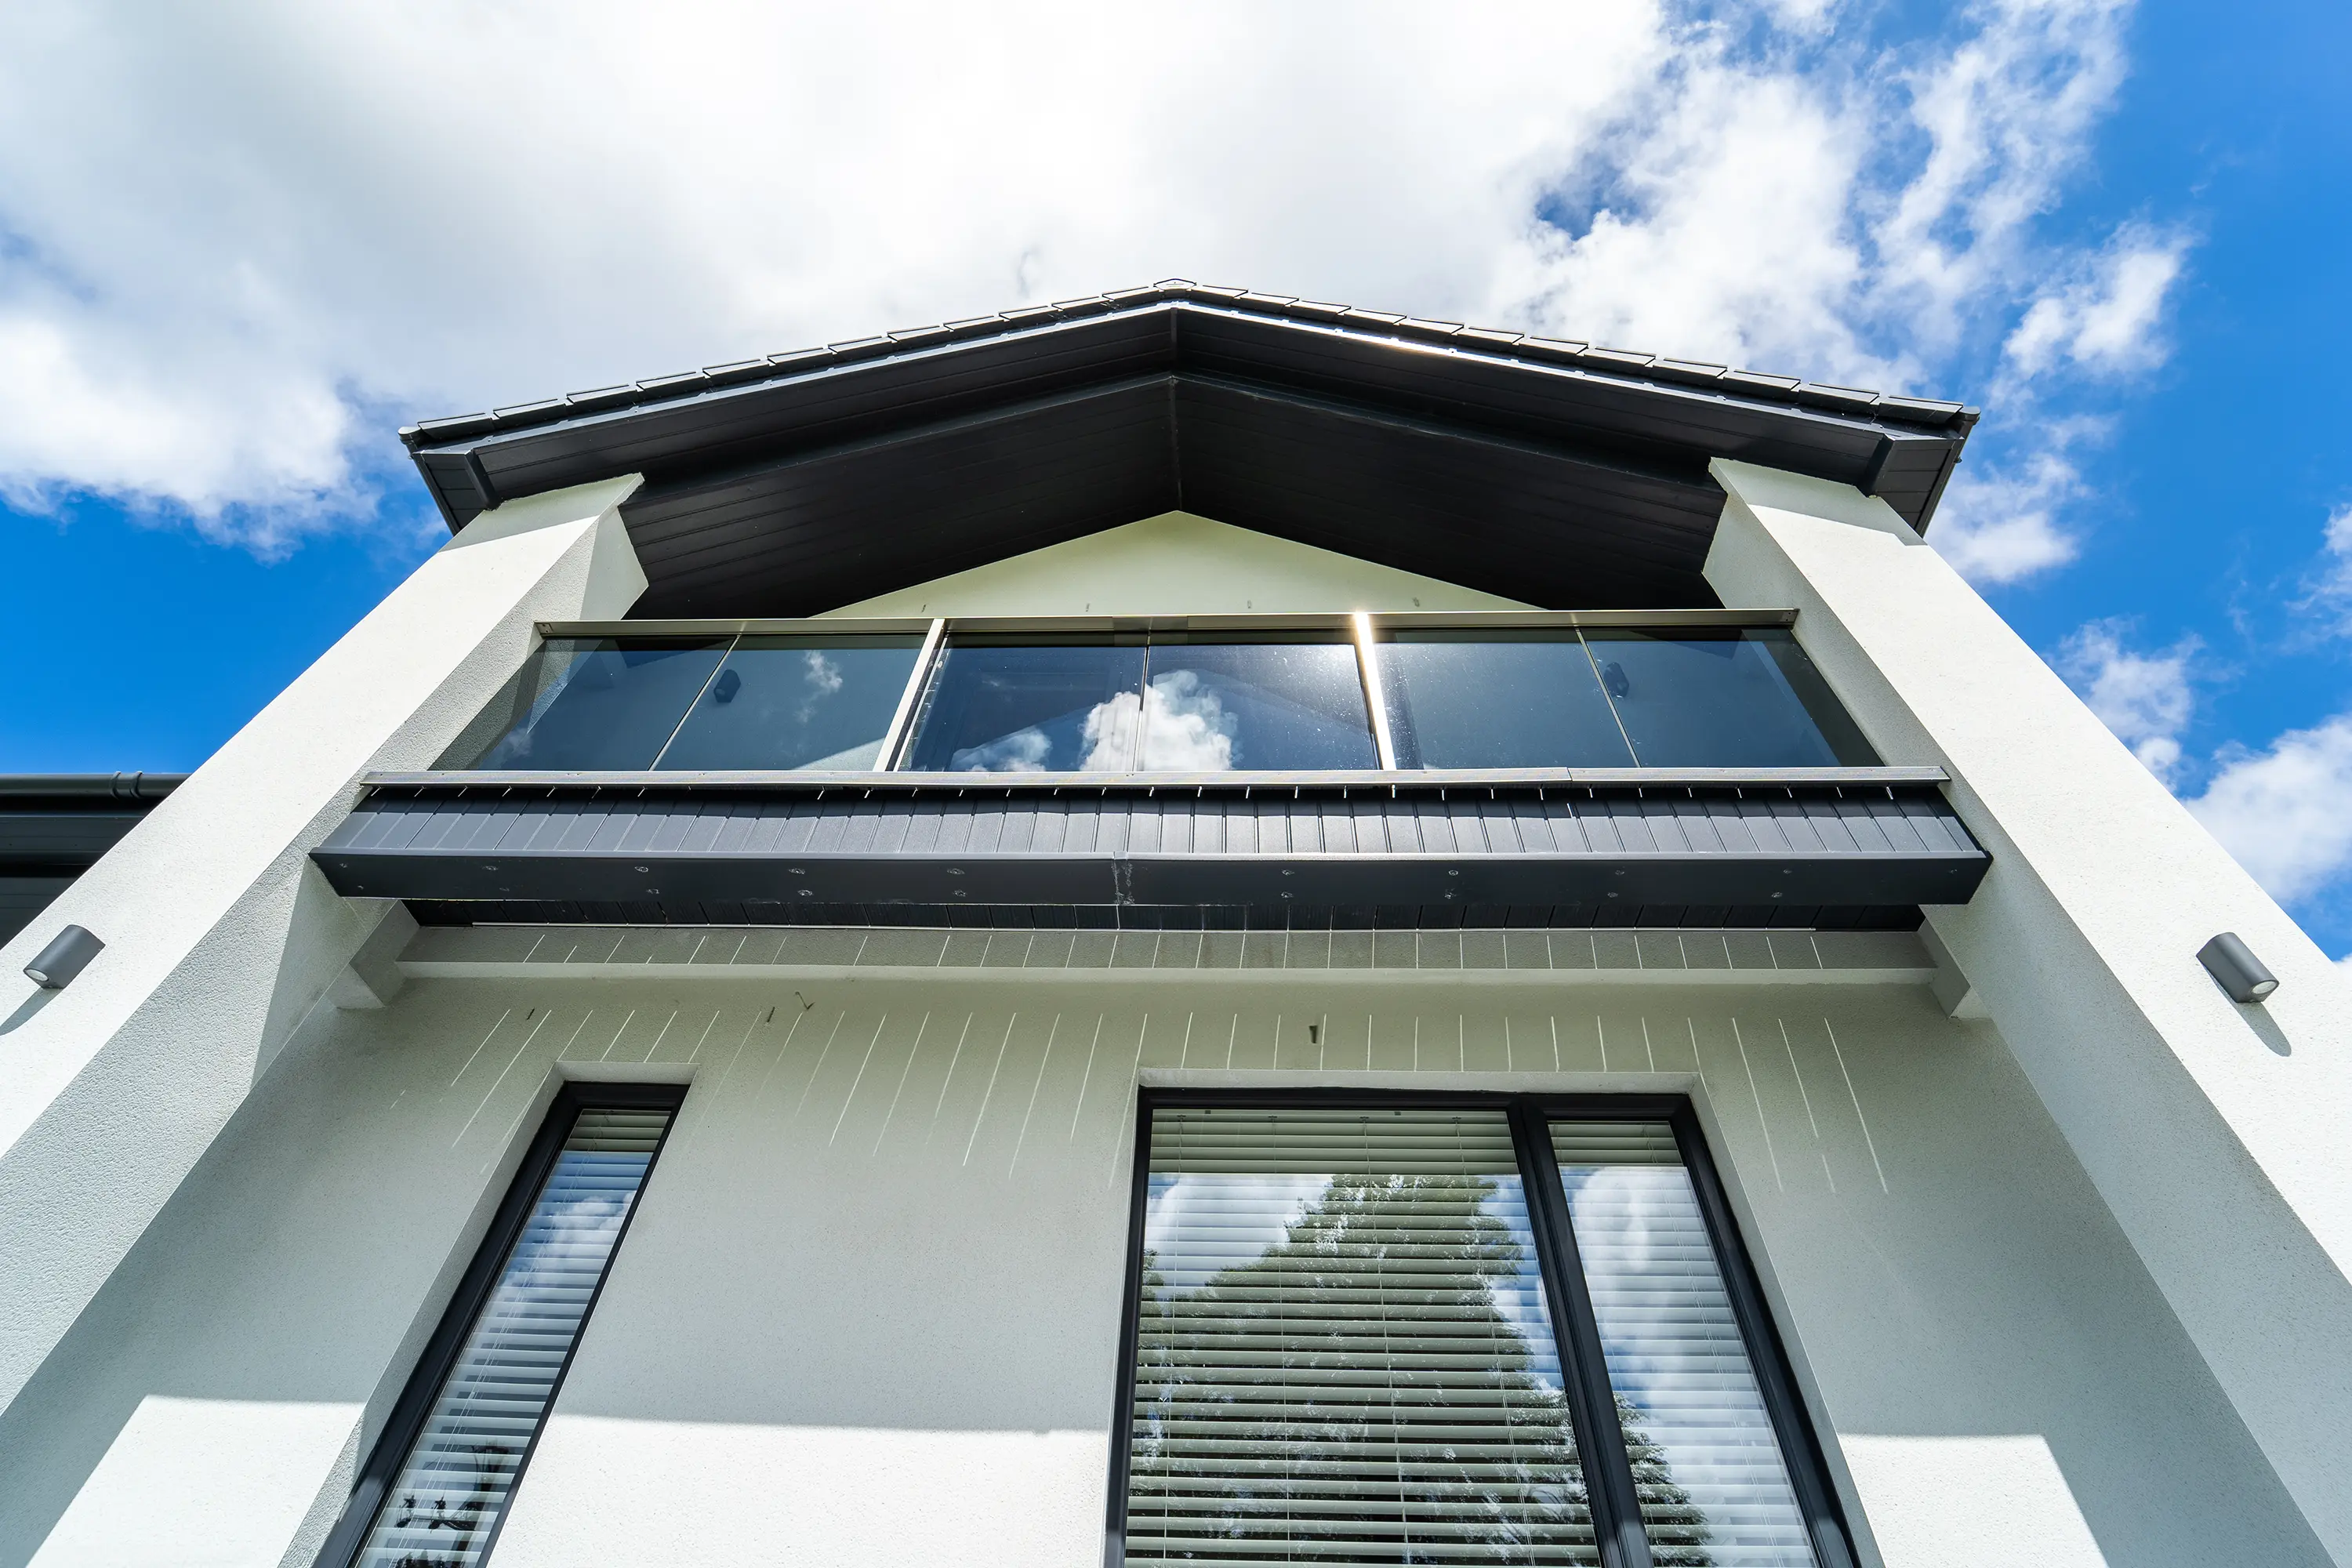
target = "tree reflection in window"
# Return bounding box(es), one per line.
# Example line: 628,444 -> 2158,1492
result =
1123,1109 -> 1706,1566
350,1105 -> 671,1568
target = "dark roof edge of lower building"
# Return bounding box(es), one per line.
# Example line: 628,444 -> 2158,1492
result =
0,773 -> 187,803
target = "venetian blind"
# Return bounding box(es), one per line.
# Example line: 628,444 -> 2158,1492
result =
1127,1107 -> 1598,1566
354,1104 -> 673,1568
1550,1120 -> 1815,1568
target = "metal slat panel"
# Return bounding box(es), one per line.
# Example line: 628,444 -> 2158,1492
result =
314,781 -> 1986,919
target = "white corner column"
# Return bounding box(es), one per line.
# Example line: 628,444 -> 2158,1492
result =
0,476 -> 646,1418
1706,458 -> 2352,1558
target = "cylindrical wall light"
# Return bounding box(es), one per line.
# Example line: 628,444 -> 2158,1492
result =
2198,932 -> 2278,1004
24,924 -> 104,989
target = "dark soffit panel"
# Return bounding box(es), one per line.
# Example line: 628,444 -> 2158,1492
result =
627,376 -> 1179,617
1170,376 -> 1721,610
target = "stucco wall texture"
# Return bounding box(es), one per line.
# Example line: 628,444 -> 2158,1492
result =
0,966 -> 2323,1568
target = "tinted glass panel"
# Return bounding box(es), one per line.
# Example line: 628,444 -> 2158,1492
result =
1551,1121 -> 1816,1567
1128,1108 -> 1597,1566
1141,637 -> 1377,770
1581,630 -> 1875,768
902,638 -> 1149,772
354,1102 -> 674,1568
655,635 -> 924,771
1378,631 -> 1635,768
438,638 -> 728,770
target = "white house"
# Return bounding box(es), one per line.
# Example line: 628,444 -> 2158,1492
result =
2,283 -> 2347,1568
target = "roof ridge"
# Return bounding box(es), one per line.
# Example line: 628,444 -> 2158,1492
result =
401,281 -> 1978,449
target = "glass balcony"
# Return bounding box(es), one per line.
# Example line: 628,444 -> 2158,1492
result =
1380,625 -> 1875,768
435,615 -> 1875,775
902,631 -> 1377,773
439,632 -> 926,771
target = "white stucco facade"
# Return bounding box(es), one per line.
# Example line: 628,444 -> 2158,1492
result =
2,461 -> 2347,1568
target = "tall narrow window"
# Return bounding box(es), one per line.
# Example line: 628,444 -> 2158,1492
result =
1123,1107 -> 1597,1566
1114,1098 -> 1852,1568
318,1085 -> 682,1568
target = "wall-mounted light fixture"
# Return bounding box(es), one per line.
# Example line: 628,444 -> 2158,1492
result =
24,924 -> 105,990
2198,931 -> 2278,1004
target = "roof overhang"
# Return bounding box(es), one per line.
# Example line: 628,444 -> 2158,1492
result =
403,285 -> 1976,619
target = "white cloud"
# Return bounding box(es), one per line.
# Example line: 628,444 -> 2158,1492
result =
2004,228 -> 2189,379
1873,0 -> 2129,335
2056,606 -> 2352,918
0,0 -> 2147,559
2292,502 -> 2352,636
2056,618 -> 2198,780
2188,716 -> 2352,905
1931,450 -> 2085,583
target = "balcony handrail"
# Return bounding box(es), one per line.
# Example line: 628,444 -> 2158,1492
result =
534,608 -> 1802,639
360,764 -> 1949,793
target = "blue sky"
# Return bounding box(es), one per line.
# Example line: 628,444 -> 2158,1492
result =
2,1 -> 2350,951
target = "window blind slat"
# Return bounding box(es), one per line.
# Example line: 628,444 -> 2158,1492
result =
1126,1109 -> 1598,1568
1552,1120 -> 1816,1568
351,1105 -> 671,1568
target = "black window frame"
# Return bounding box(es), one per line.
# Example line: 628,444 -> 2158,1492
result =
1105,1087 -> 1857,1568
311,1080 -> 687,1568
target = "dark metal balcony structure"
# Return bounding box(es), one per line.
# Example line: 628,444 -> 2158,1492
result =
401,284 -> 1977,619
314,768 -> 1984,932
311,607 -> 1987,928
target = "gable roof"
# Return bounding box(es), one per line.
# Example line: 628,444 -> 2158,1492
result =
401,282 -> 1977,618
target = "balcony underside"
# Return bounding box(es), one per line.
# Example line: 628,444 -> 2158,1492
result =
314,773 -> 1986,931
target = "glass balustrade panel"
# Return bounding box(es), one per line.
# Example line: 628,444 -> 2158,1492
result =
1377,630 -> 1636,768
655,634 -> 926,771
437,637 -> 730,770
1580,629 -> 1876,768
902,637 -> 1150,772
1134,635 -> 1378,771
438,622 -> 1876,776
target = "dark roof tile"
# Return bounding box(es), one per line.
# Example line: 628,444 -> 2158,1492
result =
1721,370 -> 1803,397
700,360 -> 774,388
412,412 -> 495,441
1796,383 -> 1880,415
1581,347 -> 1657,372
